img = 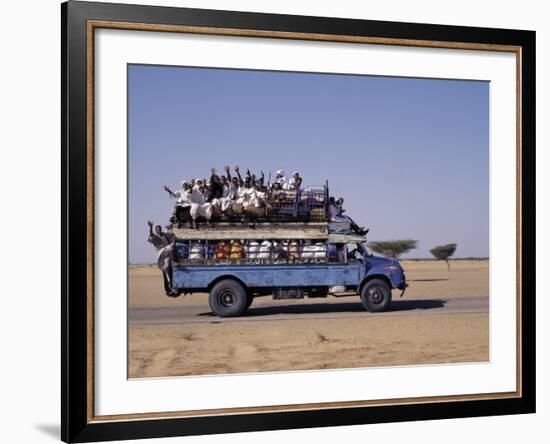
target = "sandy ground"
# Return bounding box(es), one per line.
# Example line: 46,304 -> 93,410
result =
128,260 -> 489,378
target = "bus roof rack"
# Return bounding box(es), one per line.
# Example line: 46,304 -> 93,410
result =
170,222 -> 329,240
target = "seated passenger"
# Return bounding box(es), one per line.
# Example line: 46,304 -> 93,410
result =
285,171 -> 302,190
272,169 -> 287,188
236,177 -> 264,216
209,168 -> 224,200
189,179 -> 213,228
164,180 -> 191,204
330,197 -> 368,235
269,180 -> 286,202
254,171 -> 266,192
204,182 -> 215,202
213,175 -> 233,212
164,181 -> 192,227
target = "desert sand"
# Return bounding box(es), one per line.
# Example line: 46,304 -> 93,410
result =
128,260 -> 489,378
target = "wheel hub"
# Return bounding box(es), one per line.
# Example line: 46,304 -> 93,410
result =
369,287 -> 384,304
220,291 -> 235,307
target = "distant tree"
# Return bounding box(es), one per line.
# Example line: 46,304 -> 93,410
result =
367,240 -> 418,259
430,243 -> 457,270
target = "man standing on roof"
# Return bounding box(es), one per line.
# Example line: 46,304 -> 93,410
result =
189,179 -> 213,228
147,221 -> 177,296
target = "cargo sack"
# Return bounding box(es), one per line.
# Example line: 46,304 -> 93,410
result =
229,241 -> 245,259
257,240 -> 272,259
245,241 -> 260,259
301,242 -> 326,259
214,241 -> 230,259
189,242 -> 204,259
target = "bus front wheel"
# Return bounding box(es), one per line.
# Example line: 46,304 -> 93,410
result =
360,279 -> 392,312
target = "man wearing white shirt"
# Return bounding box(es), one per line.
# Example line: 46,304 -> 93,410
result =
273,169 -> 287,188
164,181 -> 192,227
189,179 -> 213,228
286,171 -> 302,190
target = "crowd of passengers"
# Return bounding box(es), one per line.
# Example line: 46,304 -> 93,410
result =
161,165 -> 367,235
163,166 -> 311,228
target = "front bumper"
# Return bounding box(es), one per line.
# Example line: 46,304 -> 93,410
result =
395,272 -> 407,297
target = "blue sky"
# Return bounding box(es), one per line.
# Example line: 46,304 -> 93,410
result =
128,64 -> 489,263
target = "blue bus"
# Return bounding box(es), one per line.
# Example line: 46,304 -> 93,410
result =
169,224 -> 407,317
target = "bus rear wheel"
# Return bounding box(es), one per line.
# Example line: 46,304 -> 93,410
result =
360,279 -> 392,312
209,280 -> 248,317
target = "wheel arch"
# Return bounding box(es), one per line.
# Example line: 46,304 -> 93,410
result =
207,275 -> 248,292
358,274 -> 392,294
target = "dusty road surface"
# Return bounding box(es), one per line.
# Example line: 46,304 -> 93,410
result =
128,260 -> 489,378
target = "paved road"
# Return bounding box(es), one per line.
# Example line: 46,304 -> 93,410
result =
129,295 -> 489,325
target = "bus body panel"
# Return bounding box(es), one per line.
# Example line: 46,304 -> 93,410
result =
172,263 -> 361,289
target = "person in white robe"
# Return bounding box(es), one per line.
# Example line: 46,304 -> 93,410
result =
272,169 -> 287,188
285,171 -> 302,190
189,179 -> 213,227
164,181 -> 192,226
212,175 -> 233,212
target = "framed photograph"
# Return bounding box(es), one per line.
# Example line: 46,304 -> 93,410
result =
62,1 -> 535,442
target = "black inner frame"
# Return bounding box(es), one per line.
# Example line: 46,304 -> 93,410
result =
62,1 -> 536,442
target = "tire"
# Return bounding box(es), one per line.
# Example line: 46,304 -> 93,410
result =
209,280 -> 248,317
360,279 -> 392,312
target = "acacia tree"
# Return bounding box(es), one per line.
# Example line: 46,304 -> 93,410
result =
367,240 -> 418,259
430,243 -> 457,270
